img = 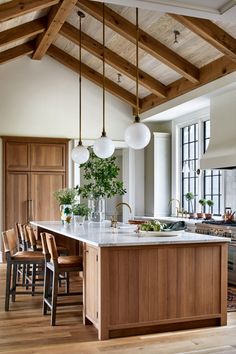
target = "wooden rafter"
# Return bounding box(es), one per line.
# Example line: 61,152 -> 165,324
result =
0,41 -> 34,65
170,14 -> 236,61
60,22 -> 167,98
77,0 -> 200,83
0,0 -> 59,22
32,0 -> 77,60
0,18 -> 46,49
140,55 -> 236,113
47,45 -> 137,107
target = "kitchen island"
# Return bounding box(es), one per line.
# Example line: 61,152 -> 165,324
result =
32,221 -> 230,340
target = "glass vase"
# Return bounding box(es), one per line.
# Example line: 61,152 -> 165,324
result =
88,196 -> 105,222
59,204 -> 72,225
73,215 -> 85,225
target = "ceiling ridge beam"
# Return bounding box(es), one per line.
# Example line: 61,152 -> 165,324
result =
170,14 -> 236,61
0,41 -> 35,65
77,0 -> 200,83
32,0 -> 77,60
0,0 -> 59,22
0,17 -> 46,49
140,55 -> 236,113
47,44 -> 137,108
60,22 -> 167,98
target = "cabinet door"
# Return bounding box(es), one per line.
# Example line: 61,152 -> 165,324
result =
30,143 -> 66,171
30,172 -> 65,221
85,245 -> 98,324
5,142 -> 30,171
5,172 -> 29,229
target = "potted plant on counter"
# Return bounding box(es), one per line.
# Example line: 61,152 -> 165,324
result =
198,199 -> 206,219
76,151 -> 126,222
185,192 -> 197,219
72,203 -> 91,225
53,188 -> 77,224
205,200 -> 214,219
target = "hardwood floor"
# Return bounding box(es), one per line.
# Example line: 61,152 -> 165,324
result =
1,263 -> 236,354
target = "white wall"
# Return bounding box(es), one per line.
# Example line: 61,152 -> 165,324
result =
0,56 -> 132,139
0,55 -> 132,255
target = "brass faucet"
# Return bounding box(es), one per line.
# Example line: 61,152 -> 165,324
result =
111,202 -> 132,228
169,198 -> 187,218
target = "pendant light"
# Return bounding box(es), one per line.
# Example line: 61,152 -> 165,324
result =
71,11 -> 90,165
124,8 -> 151,150
93,3 -> 115,159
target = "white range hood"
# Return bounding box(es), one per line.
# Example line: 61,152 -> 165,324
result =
200,90 -> 236,170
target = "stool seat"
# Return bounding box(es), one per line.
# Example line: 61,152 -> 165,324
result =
58,256 -> 83,268
11,251 -> 44,261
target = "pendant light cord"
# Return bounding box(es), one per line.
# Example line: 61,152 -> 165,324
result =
102,3 -> 106,137
136,7 -> 139,118
79,13 -> 82,145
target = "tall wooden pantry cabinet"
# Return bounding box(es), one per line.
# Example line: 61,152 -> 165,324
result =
3,137 -> 69,229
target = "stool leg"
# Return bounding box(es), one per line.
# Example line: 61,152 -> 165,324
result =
51,269 -> 59,326
66,272 -> 70,294
43,266 -> 50,315
32,264 -> 36,296
12,264 -> 17,302
5,262 -> 12,311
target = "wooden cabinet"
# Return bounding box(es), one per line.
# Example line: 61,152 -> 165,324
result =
3,137 -> 69,229
84,244 -> 99,325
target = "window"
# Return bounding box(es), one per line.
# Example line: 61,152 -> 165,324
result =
181,124 -> 199,212
181,120 -> 222,215
203,121 -> 222,215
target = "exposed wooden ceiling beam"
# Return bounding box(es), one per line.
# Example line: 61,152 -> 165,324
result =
60,22 -> 167,98
0,41 -> 34,65
170,14 -> 236,61
32,0 -> 77,60
0,0 -> 59,22
47,45 -> 137,108
0,18 -> 46,49
140,55 -> 236,113
77,0 -> 200,83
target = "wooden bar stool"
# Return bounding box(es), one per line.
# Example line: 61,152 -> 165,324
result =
41,232 -> 83,326
2,229 -> 44,311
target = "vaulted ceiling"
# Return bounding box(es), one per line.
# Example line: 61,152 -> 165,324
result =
1,0 -> 236,114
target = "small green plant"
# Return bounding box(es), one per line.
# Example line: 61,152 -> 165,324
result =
53,188 -> 77,205
199,199 -> 207,212
77,151 -> 126,199
185,192 -> 195,213
72,203 -> 91,217
206,200 -> 214,213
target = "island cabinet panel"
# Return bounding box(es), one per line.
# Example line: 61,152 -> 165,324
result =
84,244 -> 99,325
3,137 -> 69,229
88,243 -> 227,339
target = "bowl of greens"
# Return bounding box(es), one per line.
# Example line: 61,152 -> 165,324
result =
139,220 -> 183,236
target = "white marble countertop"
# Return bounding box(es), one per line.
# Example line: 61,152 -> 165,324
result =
31,220 -> 230,248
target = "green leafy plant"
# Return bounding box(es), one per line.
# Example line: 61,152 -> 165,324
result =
53,188 -> 77,205
72,203 -> 91,217
185,192 -> 195,213
199,198 -> 207,212
206,199 -> 214,213
76,151 -> 126,199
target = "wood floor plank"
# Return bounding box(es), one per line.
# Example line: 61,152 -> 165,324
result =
0,263 -> 236,353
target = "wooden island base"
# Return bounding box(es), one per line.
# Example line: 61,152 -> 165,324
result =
34,223 -> 228,340
84,242 -> 228,340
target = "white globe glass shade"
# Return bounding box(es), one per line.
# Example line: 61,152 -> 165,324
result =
124,122 -> 151,149
71,144 -> 90,164
93,136 -> 115,159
